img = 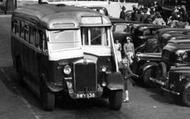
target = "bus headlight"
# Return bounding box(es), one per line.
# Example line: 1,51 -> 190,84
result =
63,65 -> 72,75
101,66 -> 107,72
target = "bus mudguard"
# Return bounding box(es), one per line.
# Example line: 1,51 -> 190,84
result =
106,72 -> 124,90
41,73 -> 63,92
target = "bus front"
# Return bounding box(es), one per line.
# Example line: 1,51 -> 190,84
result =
47,14 -> 123,110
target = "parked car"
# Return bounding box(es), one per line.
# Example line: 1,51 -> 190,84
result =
136,33 -> 190,106
133,28 -> 190,85
131,23 -> 167,49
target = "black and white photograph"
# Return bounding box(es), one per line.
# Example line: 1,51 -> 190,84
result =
0,0 -> 190,119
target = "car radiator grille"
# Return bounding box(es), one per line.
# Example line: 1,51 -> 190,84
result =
74,63 -> 97,92
169,72 -> 179,84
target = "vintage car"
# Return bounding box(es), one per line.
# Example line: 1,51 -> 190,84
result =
131,23 -> 167,49
136,32 -> 190,106
133,28 -> 190,85
156,28 -> 190,42
153,38 -> 190,106
159,34 -> 190,50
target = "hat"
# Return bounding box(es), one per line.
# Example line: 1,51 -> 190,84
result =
121,6 -> 126,10
126,36 -> 132,41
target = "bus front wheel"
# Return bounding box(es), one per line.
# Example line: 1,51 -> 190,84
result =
109,90 -> 123,110
40,79 -> 55,111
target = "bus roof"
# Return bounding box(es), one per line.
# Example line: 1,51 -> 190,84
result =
13,4 -> 111,29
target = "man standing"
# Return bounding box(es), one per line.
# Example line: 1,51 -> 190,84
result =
120,6 -> 126,20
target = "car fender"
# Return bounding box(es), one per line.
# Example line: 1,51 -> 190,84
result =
159,62 -> 167,79
141,62 -> 159,76
106,72 -> 124,90
185,81 -> 190,91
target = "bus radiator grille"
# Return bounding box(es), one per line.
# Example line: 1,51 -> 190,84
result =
74,63 -> 97,92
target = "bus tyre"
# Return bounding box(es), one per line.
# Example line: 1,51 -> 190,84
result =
182,84 -> 190,107
109,90 -> 122,110
40,81 -> 55,111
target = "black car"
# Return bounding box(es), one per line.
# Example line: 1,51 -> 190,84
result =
137,35 -> 190,106
131,23 -> 167,49
133,28 -> 190,85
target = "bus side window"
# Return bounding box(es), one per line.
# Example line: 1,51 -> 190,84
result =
12,20 -> 16,33
30,26 -> 36,45
24,24 -> 30,42
35,30 -> 41,49
35,30 -> 47,51
20,21 -> 25,39
12,19 -> 20,36
39,31 -> 47,51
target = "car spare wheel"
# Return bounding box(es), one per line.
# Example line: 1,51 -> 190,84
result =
182,83 -> 190,107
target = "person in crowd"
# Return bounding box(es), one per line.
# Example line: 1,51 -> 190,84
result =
135,9 -> 143,22
123,37 -> 135,64
114,39 -> 122,65
152,12 -> 166,26
121,37 -> 138,102
120,6 -> 126,20
167,5 -> 189,28
131,5 -> 138,21
146,7 -> 156,23
140,7 -> 150,23
153,1 -> 163,15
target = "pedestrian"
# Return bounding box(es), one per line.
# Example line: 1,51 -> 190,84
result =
123,37 -> 135,64
121,37 -> 138,102
131,6 -> 138,21
114,39 -> 122,65
120,6 -> 126,20
140,7 -> 150,23
152,12 -> 166,26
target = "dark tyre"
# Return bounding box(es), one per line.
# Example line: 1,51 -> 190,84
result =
143,67 -> 153,85
182,84 -> 190,107
141,62 -> 158,86
109,90 -> 123,110
40,80 -> 55,111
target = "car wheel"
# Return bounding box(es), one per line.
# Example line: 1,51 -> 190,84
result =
109,90 -> 123,110
143,67 -> 153,85
182,84 -> 190,107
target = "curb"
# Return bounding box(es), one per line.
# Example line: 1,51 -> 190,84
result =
0,15 -> 12,18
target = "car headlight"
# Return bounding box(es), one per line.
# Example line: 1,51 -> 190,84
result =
176,50 -> 190,63
176,50 -> 185,61
63,65 -> 72,75
135,52 -> 142,61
